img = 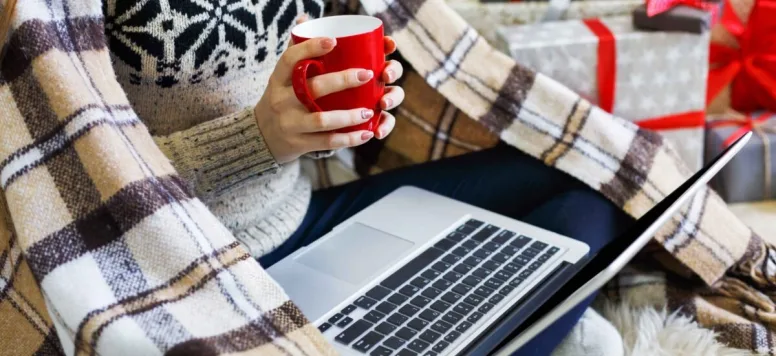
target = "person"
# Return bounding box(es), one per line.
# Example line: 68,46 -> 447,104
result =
1,0 -> 632,354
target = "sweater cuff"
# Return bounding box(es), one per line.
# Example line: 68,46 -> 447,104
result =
156,108 -> 279,200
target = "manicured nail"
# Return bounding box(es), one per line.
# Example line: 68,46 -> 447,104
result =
385,69 -> 395,82
361,131 -> 374,141
361,109 -> 374,120
320,37 -> 336,50
357,70 -> 374,82
383,97 -> 393,109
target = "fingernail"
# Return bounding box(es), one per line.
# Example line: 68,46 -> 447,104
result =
384,97 -> 393,108
361,109 -> 374,120
377,129 -> 385,139
320,38 -> 335,49
357,70 -> 374,82
386,69 -> 395,82
361,131 -> 374,141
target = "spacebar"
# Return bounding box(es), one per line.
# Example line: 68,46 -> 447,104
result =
381,247 -> 444,290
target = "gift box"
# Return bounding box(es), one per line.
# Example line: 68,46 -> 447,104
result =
632,4 -> 714,33
448,0 -> 642,44
705,113 -> 776,203
496,17 -> 709,170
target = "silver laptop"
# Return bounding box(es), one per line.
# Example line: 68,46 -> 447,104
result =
268,132 -> 750,356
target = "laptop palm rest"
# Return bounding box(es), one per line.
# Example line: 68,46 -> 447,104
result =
295,223 -> 415,285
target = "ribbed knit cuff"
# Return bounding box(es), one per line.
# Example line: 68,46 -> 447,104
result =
155,107 -> 279,200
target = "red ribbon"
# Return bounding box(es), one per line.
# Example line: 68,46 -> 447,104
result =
645,0 -> 720,19
707,0 -> 776,112
582,19 -> 616,113
708,113 -> 775,147
636,110 -> 706,130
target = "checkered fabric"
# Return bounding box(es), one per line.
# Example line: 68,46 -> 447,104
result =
0,1 -> 333,355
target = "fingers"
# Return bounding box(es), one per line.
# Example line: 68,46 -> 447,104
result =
275,37 -> 337,82
375,111 -> 396,140
384,36 -> 397,55
296,14 -> 309,25
382,60 -> 403,84
307,68 -> 374,99
306,130 -> 374,151
380,86 -> 405,110
287,108 -> 375,133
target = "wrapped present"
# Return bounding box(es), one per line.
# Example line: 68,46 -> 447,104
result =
632,4 -> 716,33
496,17 -> 709,170
705,113 -> 776,202
706,0 -> 776,115
448,0 -> 642,44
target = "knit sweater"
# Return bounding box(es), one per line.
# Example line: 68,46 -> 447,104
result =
105,0 -> 325,257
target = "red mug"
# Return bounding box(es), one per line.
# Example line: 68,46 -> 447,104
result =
291,15 -> 385,133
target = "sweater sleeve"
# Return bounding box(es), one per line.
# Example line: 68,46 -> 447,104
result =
153,107 -> 279,200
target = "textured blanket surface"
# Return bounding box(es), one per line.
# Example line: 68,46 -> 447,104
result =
1,0 -> 776,355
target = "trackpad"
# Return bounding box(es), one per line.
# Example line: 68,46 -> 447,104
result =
295,223 -> 414,285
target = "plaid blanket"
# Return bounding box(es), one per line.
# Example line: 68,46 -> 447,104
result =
1,0 -> 774,355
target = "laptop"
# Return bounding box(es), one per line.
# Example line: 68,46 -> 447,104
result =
268,132 -> 751,356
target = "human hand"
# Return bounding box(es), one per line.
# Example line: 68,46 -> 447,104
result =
254,15 -> 404,164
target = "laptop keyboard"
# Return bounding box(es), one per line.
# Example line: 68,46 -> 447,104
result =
319,219 -> 562,356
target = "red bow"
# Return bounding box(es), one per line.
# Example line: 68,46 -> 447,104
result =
645,0 -> 720,18
706,0 -> 776,112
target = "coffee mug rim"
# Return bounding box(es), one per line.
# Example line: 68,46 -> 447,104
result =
291,15 -> 383,40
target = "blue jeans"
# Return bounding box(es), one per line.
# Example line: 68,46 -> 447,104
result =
259,144 -> 633,355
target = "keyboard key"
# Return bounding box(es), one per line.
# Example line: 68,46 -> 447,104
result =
462,240 -> 479,250
408,339 -> 431,353
489,294 -> 505,304
456,224 -> 476,235
419,309 -> 440,322
364,311 -> 384,324
441,292 -> 463,304
354,331 -> 385,352
384,336 -> 406,349
430,320 -> 453,334
467,312 -> 484,323
528,261 -> 543,271
473,286 -> 495,298
354,296 -> 378,310
453,263 -> 472,274
513,255 -> 531,265
425,350 -> 438,356
422,287 -> 442,299
389,293 -> 409,306
342,304 -> 357,315
442,254 -> 461,265
442,311 -> 463,325
337,316 -> 354,327
451,246 -> 470,257
482,242 -> 501,252
432,279 -> 452,291
503,263 -> 521,274
478,303 -> 495,314
399,285 -> 421,297
484,278 -> 504,289
510,235 -> 532,249
447,232 -> 466,242
452,283 -> 471,295
463,256 -> 484,267
435,238 -> 456,251
531,241 -> 548,251
462,275 -> 482,287
430,300 -> 452,313
522,248 -> 540,258
382,248 -> 444,290
388,313 -> 409,326
510,277 -> 524,287
396,327 -> 418,341
409,317 -> 429,331
376,322 -> 397,335
376,302 -> 398,315
371,346 -> 393,356
475,247 -> 495,259
319,322 -> 332,332
483,260 -> 501,271
518,270 -> 533,278
472,268 -> 492,279
431,261 -> 452,273
501,245 -> 519,256
399,304 -> 420,317
421,269 -> 441,281
453,303 -> 474,315
491,253 -> 510,263
538,253 -> 551,262
411,277 -> 431,288
499,285 -> 515,295
548,246 -> 560,255
336,319 -> 373,345
464,294 -> 484,306
466,219 -> 484,228
495,269 -> 514,280
329,313 -> 344,324
432,341 -> 450,353
471,224 -> 499,242
367,285 -> 392,301
398,349 -> 418,356
410,296 -> 431,309
493,230 -> 516,244
444,330 -> 461,342
419,329 -> 442,344
443,271 -> 463,283
455,321 -> 473,333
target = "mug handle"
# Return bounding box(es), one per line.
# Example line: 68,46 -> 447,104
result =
292,59 -> 325,112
